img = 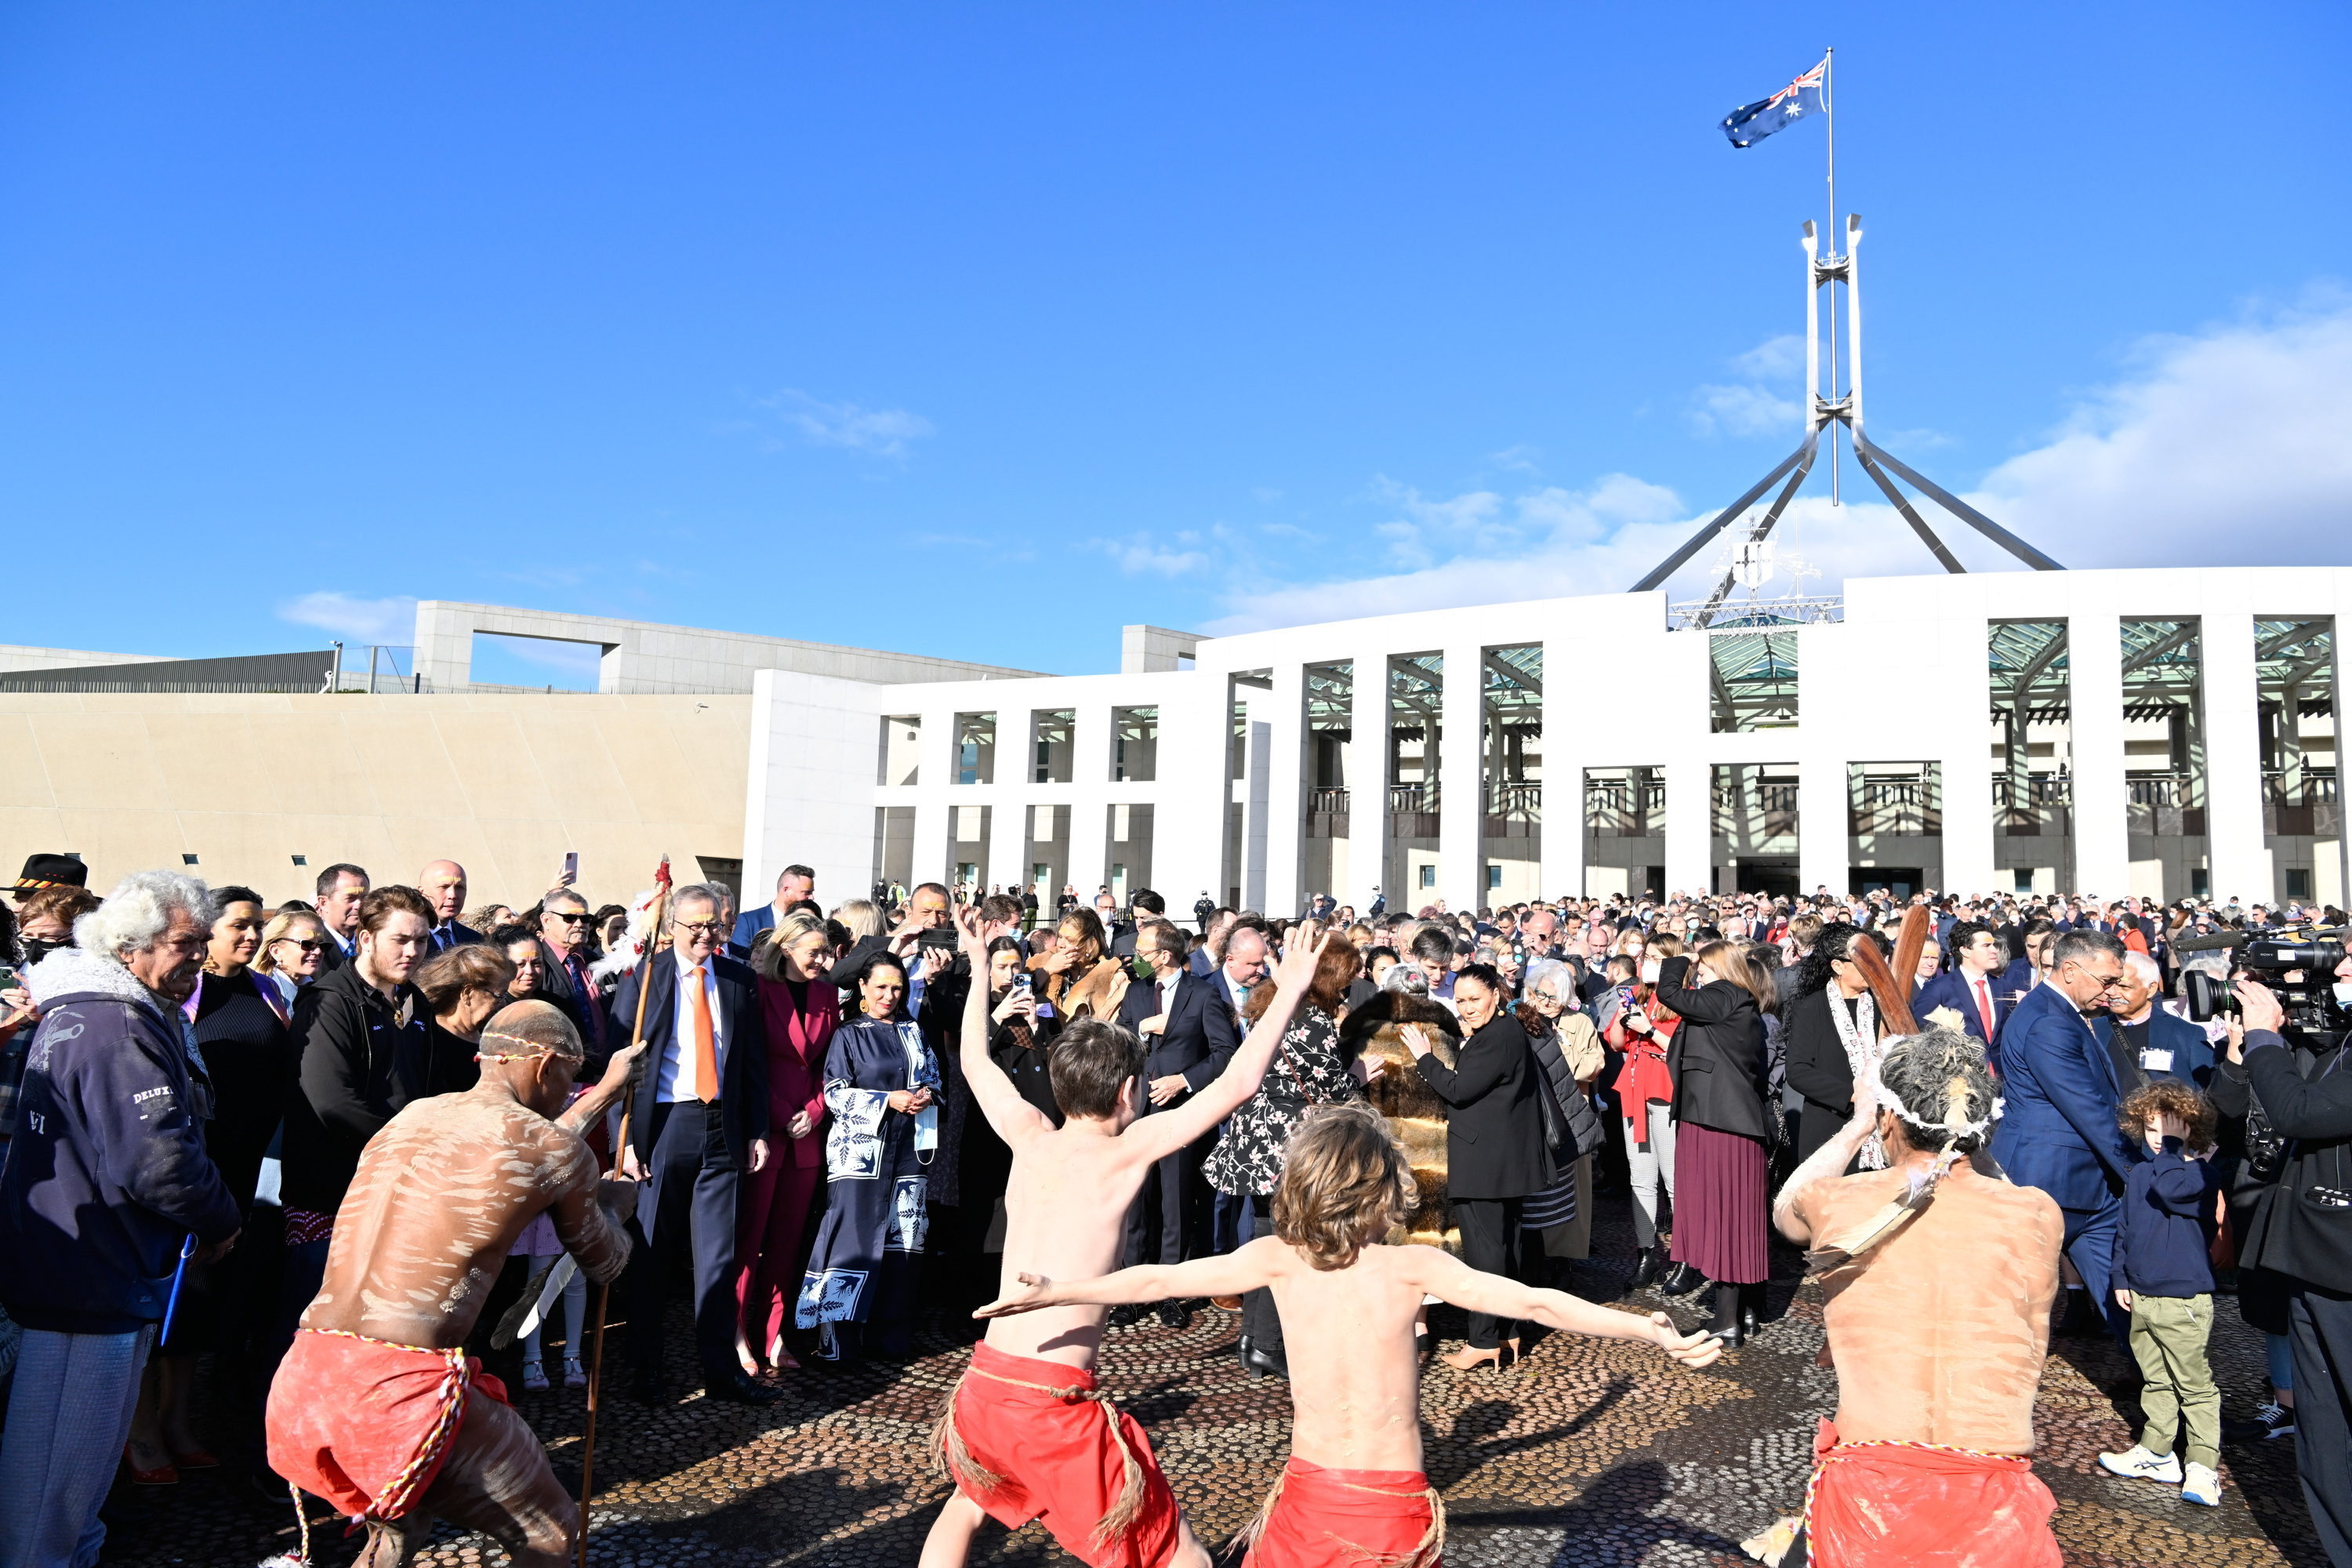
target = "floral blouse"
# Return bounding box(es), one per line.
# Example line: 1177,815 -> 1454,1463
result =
1203,1008 -> 1361,1198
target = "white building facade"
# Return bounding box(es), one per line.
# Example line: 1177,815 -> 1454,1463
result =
744,567 -> 2350,916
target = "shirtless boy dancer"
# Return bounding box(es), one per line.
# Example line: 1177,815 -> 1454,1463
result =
267,1001 -> 643,1567
920,909 -> 1324,1568
977,1101 -> 1721,1566
1771,1026 -> 2064,1567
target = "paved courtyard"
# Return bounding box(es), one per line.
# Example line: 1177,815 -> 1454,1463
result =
96,1200 -> 2325,1567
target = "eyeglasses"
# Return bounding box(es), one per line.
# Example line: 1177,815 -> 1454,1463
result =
673,920 -> 727,937
550,910 -> 593,924
276,938 -> 325,953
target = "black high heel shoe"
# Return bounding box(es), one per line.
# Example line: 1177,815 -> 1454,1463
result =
1238,1334 -> 1289,1380
1658,1261 -> 1705,1297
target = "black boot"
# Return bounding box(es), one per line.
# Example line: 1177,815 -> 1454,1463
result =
1739,1280 -> 1765,1341
1628,1242 -> 1664,1290
1659,1260 -> 1705,1297
1708,1284 -> 1745,1348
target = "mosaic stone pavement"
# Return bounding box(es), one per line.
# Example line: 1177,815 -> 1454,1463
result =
93,1200 -> 2327,1567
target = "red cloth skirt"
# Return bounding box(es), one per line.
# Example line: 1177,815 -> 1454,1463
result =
1668,1122 -> 1768,1284
266,1329 -> 509,1521
1243,1457 -> 1440,1567
1806,1420 -> 2059,1567
942,1341 -> 1181,1568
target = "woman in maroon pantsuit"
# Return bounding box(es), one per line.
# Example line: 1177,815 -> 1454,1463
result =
734,911 -> 838,1375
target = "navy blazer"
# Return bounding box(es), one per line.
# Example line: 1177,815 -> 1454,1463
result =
1116,967 -> 1242,1094
1914,967 -> 2016,1053
610,951 -> 772,1170
1988,982 -> 2142,1210
2130,1007 -> 2216,1091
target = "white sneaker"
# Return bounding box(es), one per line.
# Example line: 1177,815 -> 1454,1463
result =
2099,1446 -> 2183,1483
521,1361 -> 550,1392
2181,1462 -> 2222,1505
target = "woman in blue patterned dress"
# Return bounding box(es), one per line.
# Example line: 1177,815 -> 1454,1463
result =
797,953 -> 940,1362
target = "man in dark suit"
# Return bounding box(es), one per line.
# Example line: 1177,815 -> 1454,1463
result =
1988,928 -> 2140,1342
611,882 -> 775,1404
1914,920 -> 2018,1061
313,862 -> 369,972
1109,888 -> 1165,960
1112,919 -> 1241,1321
536,889 -> 612,1065
418,859 -> 484,952
731,862 -> 815,952
2112,950 -> 2215,1090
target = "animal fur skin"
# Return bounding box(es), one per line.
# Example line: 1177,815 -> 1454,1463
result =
1339,993 -> 1463,1254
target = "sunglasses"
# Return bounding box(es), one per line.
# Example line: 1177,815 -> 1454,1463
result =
276,938 -> 326,953
550,910 -> 593,924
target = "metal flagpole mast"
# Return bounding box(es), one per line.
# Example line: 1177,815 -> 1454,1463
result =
1824,45 -> 1838,506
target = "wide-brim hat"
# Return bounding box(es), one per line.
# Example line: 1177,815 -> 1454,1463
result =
12,852 -> 87,894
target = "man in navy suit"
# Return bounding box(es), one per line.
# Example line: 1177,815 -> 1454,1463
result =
1115,919 -> 1242,1320
1989,928 -> 2141,1342
731,862 -> 815,952
1914,920 -> 2018,1062
612,882 -> 775,1404
418,859 -> 484,951
2112,950 -> 2216,1089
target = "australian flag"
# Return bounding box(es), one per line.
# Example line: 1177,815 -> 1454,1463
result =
1720,59 -> 1825,148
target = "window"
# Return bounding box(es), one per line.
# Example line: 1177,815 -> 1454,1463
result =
1419,864 -> 1437,889
1486,866 -> 1501,890
182,853 -> 199,866
2288,868 -> 2313,899
291,854 -> 308,866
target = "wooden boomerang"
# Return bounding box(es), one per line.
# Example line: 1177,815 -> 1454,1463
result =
492,1255 -> 578,1348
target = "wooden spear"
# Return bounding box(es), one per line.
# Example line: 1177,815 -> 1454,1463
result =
579,857 -> 670,1568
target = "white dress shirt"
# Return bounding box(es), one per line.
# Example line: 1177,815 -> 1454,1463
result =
655,949 -> 728,1104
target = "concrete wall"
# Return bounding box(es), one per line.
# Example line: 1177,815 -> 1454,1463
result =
0,691 -> 751,910
0,644 -> 172,674
413,601 -> 1044,695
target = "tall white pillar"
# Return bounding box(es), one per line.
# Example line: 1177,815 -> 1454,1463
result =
1261,666 -> 1306,916
909,703 -> 958,887
1240,718 -> 1273,911
985,783 -> 1028,902
1065,703 -> 1113,899
1347,649 -> 1392,913
1797,754 -> 1848,897
1439,641 -> 1486,913
1662,758 -> 1711,896
2202,612 -> 2268,904
1153,677 -> 1228,912
2070,610 -> 2129,898
1942,614 -> 1997,897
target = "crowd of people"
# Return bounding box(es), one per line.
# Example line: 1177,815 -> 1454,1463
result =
0,848 -> 2347,1566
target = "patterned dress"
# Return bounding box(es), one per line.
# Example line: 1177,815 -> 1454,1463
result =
797,1015 -> 940,1352
1203,1009 -> 1361,1197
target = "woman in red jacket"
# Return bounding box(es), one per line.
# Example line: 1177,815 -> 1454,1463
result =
734,910 -> 838,1376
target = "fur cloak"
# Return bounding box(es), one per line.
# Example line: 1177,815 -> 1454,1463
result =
1338,992 -> 1465,1254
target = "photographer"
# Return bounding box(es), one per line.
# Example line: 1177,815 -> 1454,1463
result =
2211,973 -> 2352,1565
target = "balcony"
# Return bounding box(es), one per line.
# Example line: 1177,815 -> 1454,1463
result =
1485,780 -> 1541,840
2264,771 -> 2341,837
1388,782 -> 1441,839
1993,775 -> 2072,838
1849,780 -> 1942,838
1305,786 -> 1349,840
1587,782 -> 1664,840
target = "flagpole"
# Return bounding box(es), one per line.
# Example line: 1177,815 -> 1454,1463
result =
1824,45 -> 1838,506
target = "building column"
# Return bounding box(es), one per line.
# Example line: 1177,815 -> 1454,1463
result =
1439,641 -> 1485,913
909,703 -> 958,887
1065,704 -> 1113,899
1260,666 -> 1307,918
985,785 -> 1028,904
2202,611 -> 2268,903
2069,610 -> 2129,898
1240,717 -> 1273,912
1347,649 -> 1392,913
1662,758 -> 1711,897
1796,754 -> 1848,898
1153,677 -> 1227,912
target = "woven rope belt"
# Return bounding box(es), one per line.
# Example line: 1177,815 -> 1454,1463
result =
1800,1436 -> 2031,1537
929,1359 -> 1147,1552
1234,1463 -> 1446,1568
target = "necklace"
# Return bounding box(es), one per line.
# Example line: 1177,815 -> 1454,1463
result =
1826,989 -> 1888,1171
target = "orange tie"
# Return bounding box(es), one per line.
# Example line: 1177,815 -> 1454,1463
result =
686,964 -> 717,1103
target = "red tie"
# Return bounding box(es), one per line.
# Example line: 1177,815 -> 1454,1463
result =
1973,976 -> 1994,1040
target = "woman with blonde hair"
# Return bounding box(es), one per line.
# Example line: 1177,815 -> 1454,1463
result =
251,907 -> 331,1013
735,909 -> 838,1375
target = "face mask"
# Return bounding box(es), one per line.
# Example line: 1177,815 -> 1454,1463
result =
2334,983 -> 2352,1008
1640,960 -> 1661,983
1131,955 -> 1155,981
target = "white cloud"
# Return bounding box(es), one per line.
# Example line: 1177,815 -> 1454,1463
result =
1690,332 -> 1808,438
278,591 -> 419,644
1207,299 -> 2352,633
1733,333 -> 1806,380
1098,540 -> 1208,577
756,390 -> 935,457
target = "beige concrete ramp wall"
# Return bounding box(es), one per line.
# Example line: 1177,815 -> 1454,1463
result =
0,691 -> 750,910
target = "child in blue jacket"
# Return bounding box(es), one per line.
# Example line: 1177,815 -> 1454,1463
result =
2097,1080 -> 2225,1506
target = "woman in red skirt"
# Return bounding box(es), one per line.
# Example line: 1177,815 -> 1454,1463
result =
1651,942 -> 1775,1345
734,910 -> 838,1375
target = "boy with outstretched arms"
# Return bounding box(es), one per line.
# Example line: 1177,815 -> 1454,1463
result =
977,1102 -> 1722,1568
920,908 -> 1329,1568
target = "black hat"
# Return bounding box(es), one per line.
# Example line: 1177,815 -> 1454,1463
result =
12,853 -> 87,895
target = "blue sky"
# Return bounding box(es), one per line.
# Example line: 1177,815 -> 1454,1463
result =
4,4 -> 2347,681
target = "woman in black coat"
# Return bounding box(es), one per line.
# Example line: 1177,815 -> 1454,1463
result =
1651,943 -> 1774,1345
1401,961 -> 1555,1368
1778,924 -> 1886,1163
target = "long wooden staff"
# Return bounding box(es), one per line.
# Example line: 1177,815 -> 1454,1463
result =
579,859 -> 670,1568
1848,907 -> 1924,1036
